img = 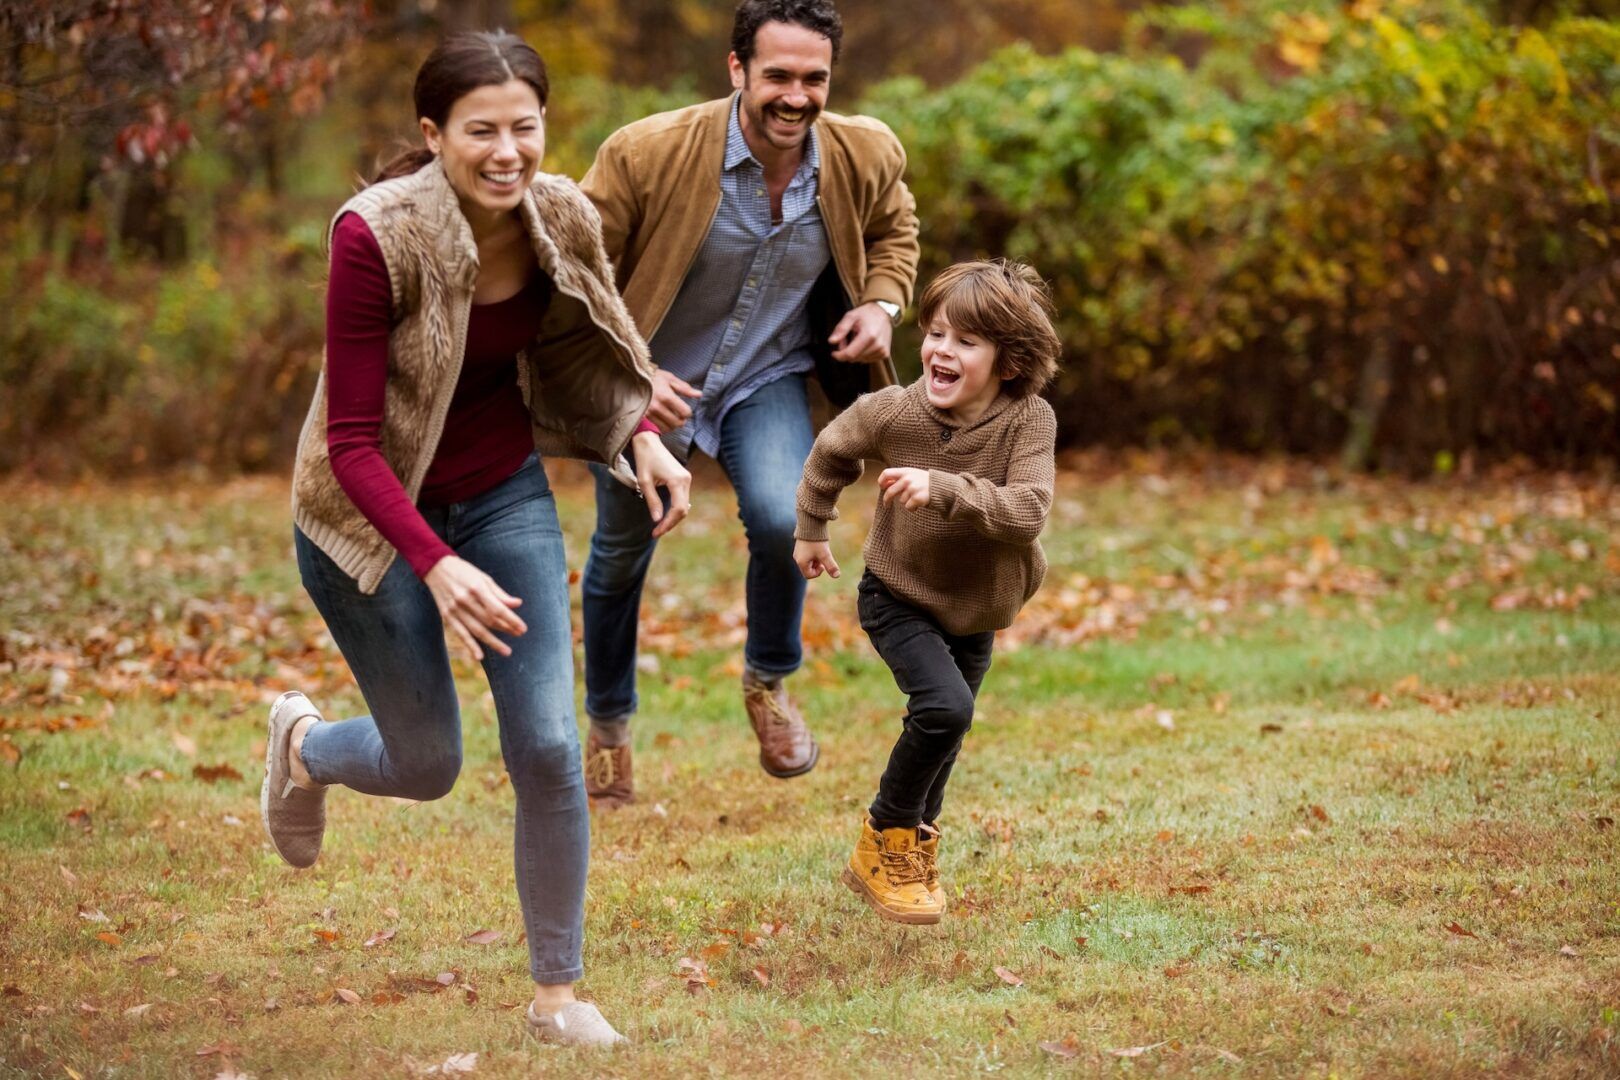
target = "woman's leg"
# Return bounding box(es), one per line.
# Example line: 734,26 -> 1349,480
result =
448,460 -> 590,996
293,529 -> 463,800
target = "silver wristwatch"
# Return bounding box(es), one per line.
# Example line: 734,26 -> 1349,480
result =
874,300 -> 902,325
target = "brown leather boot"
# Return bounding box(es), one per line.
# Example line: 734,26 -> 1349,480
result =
584,734 -> 634,809
742,672 -> 819,778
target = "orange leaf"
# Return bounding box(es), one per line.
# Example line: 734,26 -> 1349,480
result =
751,967 -> 770,987
1163,964 -> 1194,978
95,931 -> 122,947
1444,921 -> 1477,938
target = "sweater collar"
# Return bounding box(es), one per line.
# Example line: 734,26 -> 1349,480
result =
905,378 -> 1018,433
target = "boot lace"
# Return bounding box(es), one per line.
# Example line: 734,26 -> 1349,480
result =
745,684 -> 794,727
880,847 -> 930,887
584,747 -> 619,789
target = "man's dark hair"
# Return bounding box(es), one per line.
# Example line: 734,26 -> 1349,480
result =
730,0 -> 843,68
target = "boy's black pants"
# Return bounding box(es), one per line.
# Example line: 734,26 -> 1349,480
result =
858,571 -> 995,830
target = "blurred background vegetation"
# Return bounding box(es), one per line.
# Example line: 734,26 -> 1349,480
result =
1,0 -> 1616,477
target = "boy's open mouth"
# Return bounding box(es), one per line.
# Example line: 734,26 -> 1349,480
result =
929,364 -> 960,391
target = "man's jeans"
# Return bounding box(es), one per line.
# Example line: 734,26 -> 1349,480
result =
294,455 -> 589,985
582,372 -> 814,721
858,571 -> 996,830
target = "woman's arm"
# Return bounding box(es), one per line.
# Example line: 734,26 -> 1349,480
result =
324,213 -> 455,579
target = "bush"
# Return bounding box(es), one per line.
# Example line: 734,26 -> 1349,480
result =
864,0 -> 1620,470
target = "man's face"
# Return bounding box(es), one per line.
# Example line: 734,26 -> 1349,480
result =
728,20 -> 833,156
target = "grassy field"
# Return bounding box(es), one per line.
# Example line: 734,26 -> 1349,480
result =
2,456 -> 1617,1078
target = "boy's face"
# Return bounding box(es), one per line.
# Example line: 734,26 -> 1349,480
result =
921,316 -> 1003,420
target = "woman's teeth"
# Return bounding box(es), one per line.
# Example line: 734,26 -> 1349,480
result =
483,170 -> 521,185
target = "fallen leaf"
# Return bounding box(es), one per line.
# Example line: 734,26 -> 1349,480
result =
1154,829 -> 1175,844
77,907 -> 109,923
1169,884 -> 1212,896
1038,1037 -> 1081,1060
993,966 -> 1024,987
435,972 -> 457,987
1155,710 -> 1176,731
60,864 -> 78,886
1164,964 -> 1194,978
1559,944 -> 1580,958
1259,723 -> 1283,734
335,987 -> 361,1005
1444,921 -> 1477,938
65,807 -> 92,831
192,762 -> 243,784
311,929 -> 339,944
363,928 -> 397,948
463,929 -> 501,945
172,733 -> 198,758
195,1042 -> 241,1058
1308,804 -> 1332,824
438,1052 -> 478,1074
0,739 -> 19,766
751,966 -> 770,987
700,941 -> 730,960
1109,1041 -> 1167,1058
213,1070 -> 252,1080
95,931 -> 122,947
1074,936 -> 1089,949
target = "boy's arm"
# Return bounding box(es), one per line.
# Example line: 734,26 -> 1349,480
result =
794,391 -> 894,542
927,403 -> 1058,545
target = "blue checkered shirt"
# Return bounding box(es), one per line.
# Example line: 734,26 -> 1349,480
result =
649,94 -> 830,460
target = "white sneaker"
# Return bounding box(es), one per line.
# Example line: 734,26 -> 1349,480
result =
525,1001 -> 628,1047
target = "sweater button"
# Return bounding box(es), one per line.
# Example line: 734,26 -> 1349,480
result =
940,429 -> 952,442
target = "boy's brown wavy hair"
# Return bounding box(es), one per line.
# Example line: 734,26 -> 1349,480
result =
915,260 -> 1062,398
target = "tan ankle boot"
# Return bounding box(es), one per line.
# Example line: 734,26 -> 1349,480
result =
840,819 -> 943,925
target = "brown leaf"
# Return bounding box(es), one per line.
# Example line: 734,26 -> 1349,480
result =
1074,936 -> 1089,949
311,928 -> 339,944
700,941 -> 730,960
65,807 -> 92,831
60,864 -> 78,886
0,739 -> 19,766
1559,944 -> 1580,958
171,733 -> 198,758
1109,1041 -> 1167,1058
993,966 -> 1024,987
1444,921 -> 1477,938
1163,964 -> 1194,978
334,987 -> 361,1005
95,931 -> 122,947
1308,804 -> 1332,824
194,1042 -> 240,1058
464,986 -> 479,1006
1169,884 -> 1212,896
1259,722 -> 1283,735
191,762 -> 243,784
362,928 -> 396,948
1038,1037 -> 1081,1060
370,990 -> 405,1004
1154,829 -> 1175,844
435,971 -> 458,986
751,967 -> 770,987
463,928 -> 501,945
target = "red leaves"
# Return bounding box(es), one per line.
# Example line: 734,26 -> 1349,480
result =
191,762 -> 242,784
1444,921 -> 1478,939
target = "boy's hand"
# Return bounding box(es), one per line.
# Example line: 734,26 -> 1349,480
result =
794,538 -> 840,580
878,467 -> 931,510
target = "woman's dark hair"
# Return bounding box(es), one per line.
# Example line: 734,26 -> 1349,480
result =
372,31 -> 549,184
730,0 -> 842,69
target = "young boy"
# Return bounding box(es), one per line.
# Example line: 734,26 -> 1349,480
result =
794,260 -> 1062,924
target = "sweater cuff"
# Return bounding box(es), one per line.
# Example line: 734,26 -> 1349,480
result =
633,416 -> 660,436
795,510 -> 831,543
409,541 -> 457,581
927,469 -> 964,515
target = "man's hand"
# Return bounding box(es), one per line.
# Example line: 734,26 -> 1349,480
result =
828,302 -> 894,364
632,430 -> 692,539
646,370 -> 702,431
878,467 -> 930,510
794,538 -> 840,580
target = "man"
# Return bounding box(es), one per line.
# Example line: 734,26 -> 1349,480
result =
579,0 -> 920,805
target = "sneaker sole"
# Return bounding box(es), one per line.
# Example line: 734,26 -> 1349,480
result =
840,867 -> 942,925
759,739 -> 819,780
261,691 -> 321,869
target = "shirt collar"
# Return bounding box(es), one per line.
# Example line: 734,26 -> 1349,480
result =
725,92 -> 820,173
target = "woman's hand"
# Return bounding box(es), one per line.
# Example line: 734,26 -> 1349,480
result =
423,555 -> 526,661
632,430 -> 692,539
794,539 -> 840,580
878,467 -> 931,510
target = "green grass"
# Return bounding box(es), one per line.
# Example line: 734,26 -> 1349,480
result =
2,456 -> 1617,1078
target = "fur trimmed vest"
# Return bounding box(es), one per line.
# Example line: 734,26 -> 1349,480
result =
291,160 -> 655,594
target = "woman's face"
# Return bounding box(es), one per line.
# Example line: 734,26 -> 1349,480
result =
420,79 -> 545,222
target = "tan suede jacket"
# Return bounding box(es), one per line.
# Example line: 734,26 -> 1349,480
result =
580,95 -> 921,391
291,160 -> 656,593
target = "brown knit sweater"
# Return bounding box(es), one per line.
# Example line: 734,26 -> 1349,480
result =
795,380 -> 1057,635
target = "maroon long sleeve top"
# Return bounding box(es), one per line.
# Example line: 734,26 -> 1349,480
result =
324,213 -> 654,579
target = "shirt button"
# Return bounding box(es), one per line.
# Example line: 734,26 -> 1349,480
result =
940,429 -> 953,442
755,188 -> 764,197
747,277 -> 757,287
731,318 -> 742,328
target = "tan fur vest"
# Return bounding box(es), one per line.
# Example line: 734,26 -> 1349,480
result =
291,160 -> 655,593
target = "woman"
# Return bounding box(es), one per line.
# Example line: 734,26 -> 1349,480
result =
260,32 -> 689,1047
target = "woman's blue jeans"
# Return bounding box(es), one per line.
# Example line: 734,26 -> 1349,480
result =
294,455 -> 587,984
